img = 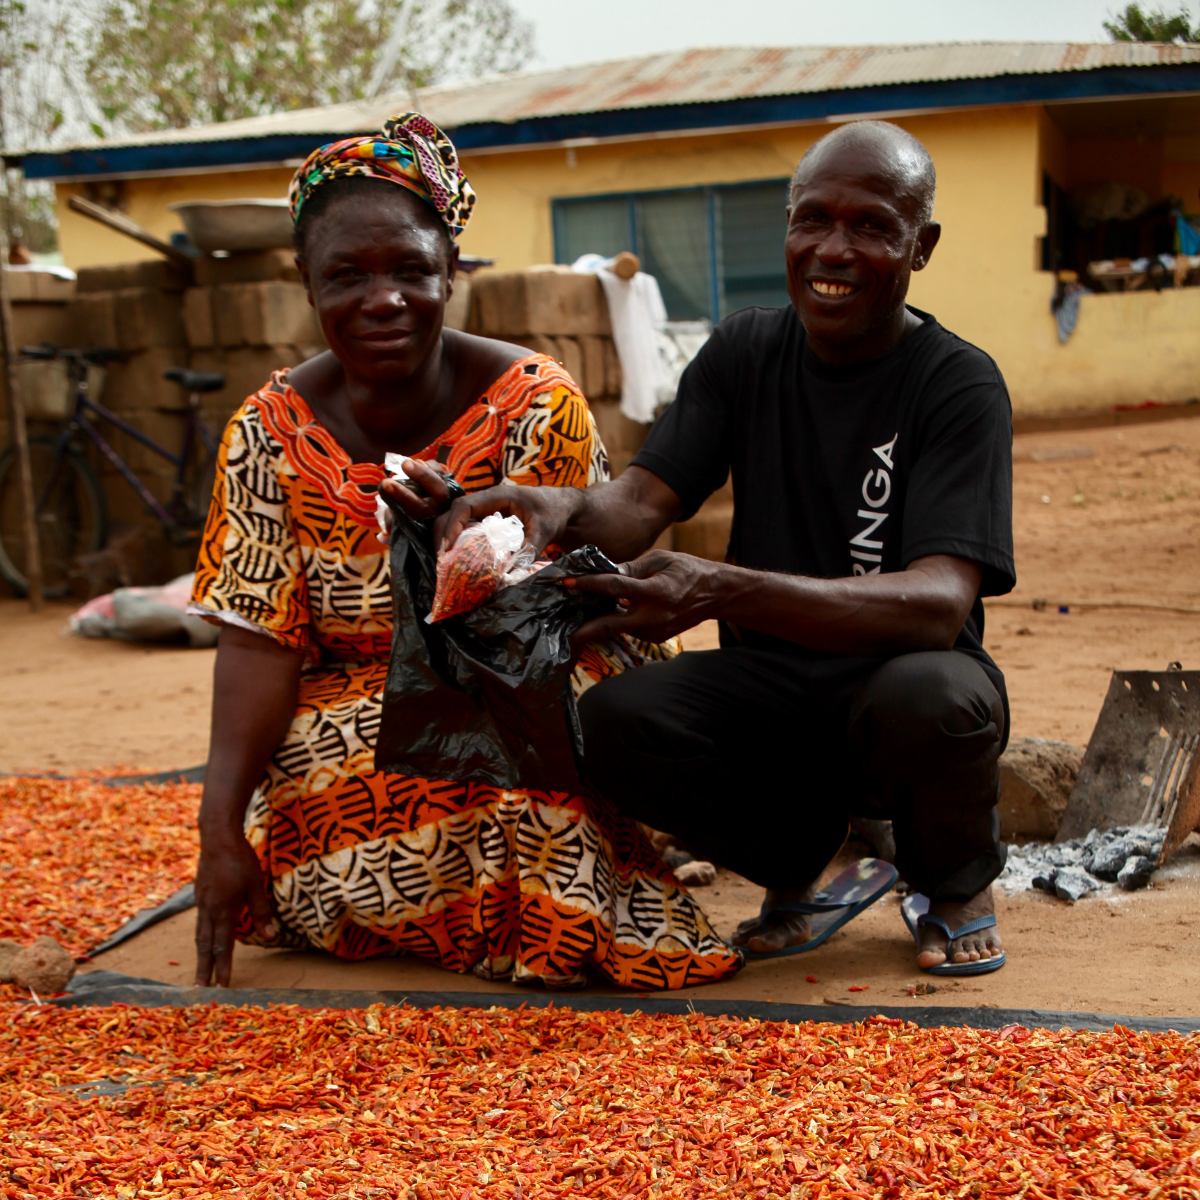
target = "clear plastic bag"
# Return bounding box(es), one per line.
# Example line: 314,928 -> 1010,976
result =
427,513 -> 537,623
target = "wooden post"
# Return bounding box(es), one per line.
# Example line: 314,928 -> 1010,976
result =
0,241 -> 44,610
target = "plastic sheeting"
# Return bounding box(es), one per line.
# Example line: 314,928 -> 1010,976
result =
375,494 -> 620,791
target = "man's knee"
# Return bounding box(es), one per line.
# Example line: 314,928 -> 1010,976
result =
849,651 -> 1005,768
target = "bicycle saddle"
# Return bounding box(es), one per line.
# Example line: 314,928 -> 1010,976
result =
164,368 -> 226,393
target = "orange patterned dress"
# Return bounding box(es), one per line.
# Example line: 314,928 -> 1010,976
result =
189,354 -> 740,989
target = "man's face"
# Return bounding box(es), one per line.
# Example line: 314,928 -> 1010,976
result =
785,144 -> 935,352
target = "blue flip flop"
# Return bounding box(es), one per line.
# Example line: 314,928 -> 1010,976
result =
902,893 -> 1006,976
740,858 -> 898,960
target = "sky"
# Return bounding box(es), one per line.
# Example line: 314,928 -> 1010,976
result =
507,0 -> 1187,69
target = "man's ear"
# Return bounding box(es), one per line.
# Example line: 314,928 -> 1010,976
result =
912,222 -> 942,272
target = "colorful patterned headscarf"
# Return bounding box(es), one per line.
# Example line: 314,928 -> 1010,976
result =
288,112 -> 475,241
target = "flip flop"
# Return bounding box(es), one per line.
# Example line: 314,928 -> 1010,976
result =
901,893 -> 1007,976
740,858 -> 898,960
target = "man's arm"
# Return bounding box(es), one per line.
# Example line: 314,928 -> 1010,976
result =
385,460 -> 981,656
382,461 -> 683,563
566,550 -> 983,658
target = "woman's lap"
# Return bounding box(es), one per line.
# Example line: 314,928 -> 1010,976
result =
238,640 -> 739,988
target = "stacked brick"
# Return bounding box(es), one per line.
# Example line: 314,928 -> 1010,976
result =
0,269 -> 77,441
181,248 -> 324,419
466,268 -> 645,474
468,268 -> 731,560
68,259 -> 191,528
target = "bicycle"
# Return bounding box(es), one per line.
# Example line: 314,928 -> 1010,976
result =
0,344 -> 225,598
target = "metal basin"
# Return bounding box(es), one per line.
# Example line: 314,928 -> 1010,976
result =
169,199 -> 292,253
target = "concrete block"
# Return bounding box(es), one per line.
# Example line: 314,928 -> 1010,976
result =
673,497 -> 732,562
997,737 -> 1083,839
103,347 -> 189,411
10,301 -> 75,351
509,334 -> 561,362
76,260 -> 189,293
189,344 -> 305,422
193,248 -> 300,287
183,288 -> 216,348
115,287 -> 186,351
579,335 -> 608,398
5,269 -> 75,302
588,397 -> 652,463
444,275 -> 471,332
555,336 -> 585,391
214,282 -> 321,347
69,293 -> 119,348
471,270 -> 611,337
604,337 -> 623,397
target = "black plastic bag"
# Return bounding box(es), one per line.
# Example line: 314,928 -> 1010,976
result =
374,491 -> 620,791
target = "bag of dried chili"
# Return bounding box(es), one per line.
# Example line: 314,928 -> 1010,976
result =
427,514 -> 532,623
375,485 -> 619,791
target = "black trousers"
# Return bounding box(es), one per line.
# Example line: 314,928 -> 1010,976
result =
577,646 -> 1008,902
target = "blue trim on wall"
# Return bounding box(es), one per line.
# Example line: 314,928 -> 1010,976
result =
22,132 -> 349,180
22,65 -> 1200,181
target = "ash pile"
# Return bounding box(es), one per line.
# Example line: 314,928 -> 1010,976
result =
999,825 -> 1165,901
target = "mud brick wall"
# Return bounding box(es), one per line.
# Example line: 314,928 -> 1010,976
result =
56,254 -> 324,581
182,247 -> 324,430
468,267 -> 731,559
0,269 -> 78,442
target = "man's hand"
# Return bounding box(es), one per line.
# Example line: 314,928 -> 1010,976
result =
439,483 -> 583,556
193,831 -> 276,988
567,549 -> 727,644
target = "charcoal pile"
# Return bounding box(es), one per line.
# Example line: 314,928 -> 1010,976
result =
998,825 -> 1165,901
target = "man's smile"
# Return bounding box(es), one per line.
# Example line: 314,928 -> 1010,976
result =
809,279 -> 859,298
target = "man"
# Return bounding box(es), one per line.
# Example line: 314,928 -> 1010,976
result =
401,120 -> 1014,973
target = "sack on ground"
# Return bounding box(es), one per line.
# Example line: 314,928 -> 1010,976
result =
375,486 -> 619,790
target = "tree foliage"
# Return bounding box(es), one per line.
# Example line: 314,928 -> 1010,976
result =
86,0 -> 534,133
1103,3 -> 1200,42
0,0 -> 93,250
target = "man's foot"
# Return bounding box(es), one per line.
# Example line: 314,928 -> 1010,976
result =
916,886 -> 1003,969
730,883 -> 817,954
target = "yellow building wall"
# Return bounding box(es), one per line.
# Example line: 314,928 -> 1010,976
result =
56,167 -> 293,268
54,106 -> 1200,415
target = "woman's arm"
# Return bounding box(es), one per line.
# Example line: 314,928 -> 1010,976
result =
194,624 -> 303,987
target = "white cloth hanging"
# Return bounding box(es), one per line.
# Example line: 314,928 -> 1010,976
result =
571,254 -> 671,424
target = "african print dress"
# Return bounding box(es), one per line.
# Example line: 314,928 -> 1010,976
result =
190,355 -> 740,989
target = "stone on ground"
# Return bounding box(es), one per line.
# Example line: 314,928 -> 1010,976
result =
674,860 -> 717,887
0,938 -> 21,983
11,935 -> 76,994
997,737 -> 1083,838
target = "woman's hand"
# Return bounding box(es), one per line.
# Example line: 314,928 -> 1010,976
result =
378,458 -> 458,525
566,549 -> 729,644
193,831 -> 276,988
194,624 -> 303,988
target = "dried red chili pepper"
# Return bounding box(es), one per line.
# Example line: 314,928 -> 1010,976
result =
2,999 -> 1197,1199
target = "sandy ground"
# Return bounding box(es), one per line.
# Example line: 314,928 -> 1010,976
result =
4,415 -> 1200,1015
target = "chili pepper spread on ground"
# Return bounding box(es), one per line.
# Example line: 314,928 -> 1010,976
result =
0,777 -> 200,957
2,1000 -> 1197,1198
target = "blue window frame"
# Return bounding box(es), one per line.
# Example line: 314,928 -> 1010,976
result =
552,178 -> 791,323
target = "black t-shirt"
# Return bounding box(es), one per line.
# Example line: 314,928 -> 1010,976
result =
632,304 -> 1015,697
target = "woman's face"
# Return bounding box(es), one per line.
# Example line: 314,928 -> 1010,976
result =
298,186 -> 457,382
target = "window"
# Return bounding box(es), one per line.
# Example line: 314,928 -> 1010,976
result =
553,179 -> 790,322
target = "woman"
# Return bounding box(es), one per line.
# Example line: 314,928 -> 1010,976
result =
189,112 -> 739,991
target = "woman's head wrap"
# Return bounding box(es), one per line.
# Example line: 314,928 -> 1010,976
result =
288,112 -> 475,241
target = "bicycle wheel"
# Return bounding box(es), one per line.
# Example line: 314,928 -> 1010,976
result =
0,436 -> 107,598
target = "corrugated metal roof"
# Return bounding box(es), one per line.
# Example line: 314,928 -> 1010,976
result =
22,41 -> 1200,155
